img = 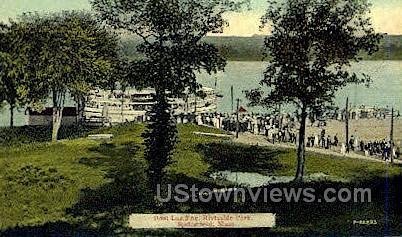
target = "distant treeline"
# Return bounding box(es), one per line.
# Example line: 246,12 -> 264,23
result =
120,35 -> 402,61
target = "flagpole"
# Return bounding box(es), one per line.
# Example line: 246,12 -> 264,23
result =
345,97 -> 350,153
390,107 -> 394,163
231,86 -> 234,113
236,98 -> 240,139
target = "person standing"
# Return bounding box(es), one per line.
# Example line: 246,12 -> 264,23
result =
354,136 -> 359,152
334,134 -> 339,147
196,114 -> 203,125
326,136 -> 331,149
349,136 -> 355,151
341,143 -> 347,156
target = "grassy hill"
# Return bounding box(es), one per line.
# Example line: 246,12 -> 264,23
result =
120,35 -> 402,61
0,123 -> 401,235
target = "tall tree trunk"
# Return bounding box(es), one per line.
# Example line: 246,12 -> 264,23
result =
76,101 -> 79,125
295,106 -> 307,182
75,95 -> 85,125
80,97 -> 85,124
52,107 -> 64,142
9,104 -> 14,128
75,97 -> 80,124
52,90 -> 65,142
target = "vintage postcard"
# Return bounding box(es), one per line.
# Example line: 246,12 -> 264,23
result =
0,0 -> 401,236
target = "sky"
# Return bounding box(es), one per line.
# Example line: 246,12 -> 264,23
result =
0,0 -> 401,36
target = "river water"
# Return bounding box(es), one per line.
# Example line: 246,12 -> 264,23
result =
1,61 -> 401,127
198,60 -> 402,114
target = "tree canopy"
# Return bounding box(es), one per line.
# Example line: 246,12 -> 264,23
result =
19,11 -> 120,140
0,21 -> 39,127
246,0 -> 381,181
92,0 -> 247,95
91,0 -> 247,189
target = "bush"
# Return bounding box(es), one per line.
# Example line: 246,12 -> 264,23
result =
197,142 -> 283,173
5,165 -> 72,190
0,125 -> 96,145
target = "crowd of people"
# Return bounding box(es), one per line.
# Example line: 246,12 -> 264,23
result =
328,106 -> 400,121
175,112 -> 400,161
191,112 -> 299,144
306,130 -> 339,150
357,139 -> 400,161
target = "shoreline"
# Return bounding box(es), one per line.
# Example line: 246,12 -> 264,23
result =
306,118 -> 402,146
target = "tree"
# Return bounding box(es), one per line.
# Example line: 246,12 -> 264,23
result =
21,11 -> 120,141
91,0 -> 246,189
0,21 -> 39,127
246,0 -> 381,182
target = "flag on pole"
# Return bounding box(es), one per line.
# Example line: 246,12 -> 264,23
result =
238,106 -> 247,113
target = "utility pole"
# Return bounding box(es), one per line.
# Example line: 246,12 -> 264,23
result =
194,93 -> 197,114
121,97 -> 124,124
185,92 -> 189,114
231,86 -> 234,114
278,104 -> 283,130
345,97 -> 350,153
390,107 -> 394,163
236,98 -> 240,139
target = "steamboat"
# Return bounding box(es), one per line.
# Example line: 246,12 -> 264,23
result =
84,87 -> 218,126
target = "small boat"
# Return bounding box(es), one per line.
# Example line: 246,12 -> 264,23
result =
213,76 -> 224,98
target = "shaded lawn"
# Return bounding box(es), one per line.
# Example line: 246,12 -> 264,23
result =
169,124 -> 229,179
0,139 -> 106,230
0,123 -> 401,235
195,142 -> 402,235
199,142 -> 402,180
0,124 -> 145,230
0,123 -> 226,231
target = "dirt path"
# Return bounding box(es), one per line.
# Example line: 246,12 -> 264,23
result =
234,133 -> 402,164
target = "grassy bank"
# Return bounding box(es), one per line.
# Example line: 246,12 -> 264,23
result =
0,123 -> 401,235
0,123 -> 227,231
199,142 -> 401,179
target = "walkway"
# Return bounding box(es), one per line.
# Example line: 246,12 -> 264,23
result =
234,133 -> 402,165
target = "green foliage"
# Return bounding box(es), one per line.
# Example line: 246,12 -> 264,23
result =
169,124 -> 229,178
143,94 -> 178,188
198,142 -> 283,173
92,0 -> 247,94
248,0 -> 382,111
209,34 -> 401,61
21,11 -> 120,92
91,0 -> 247,188
120,35 -> 402,62
0,125 -> 96,146
0,51 -> 23,109
0,21 -> 39,127
360,35 -> 402,60
18,11 -> 120,140
246,0 -> 381,181
6,165 -> 72,190
0,123 -> 217,231
0,123 -> 401,234
200,142 -> 401,179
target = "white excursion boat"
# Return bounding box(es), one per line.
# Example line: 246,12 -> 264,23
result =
84,87 -> 218,125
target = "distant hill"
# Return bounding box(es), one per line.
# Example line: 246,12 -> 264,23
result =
120,35 -> 402,61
